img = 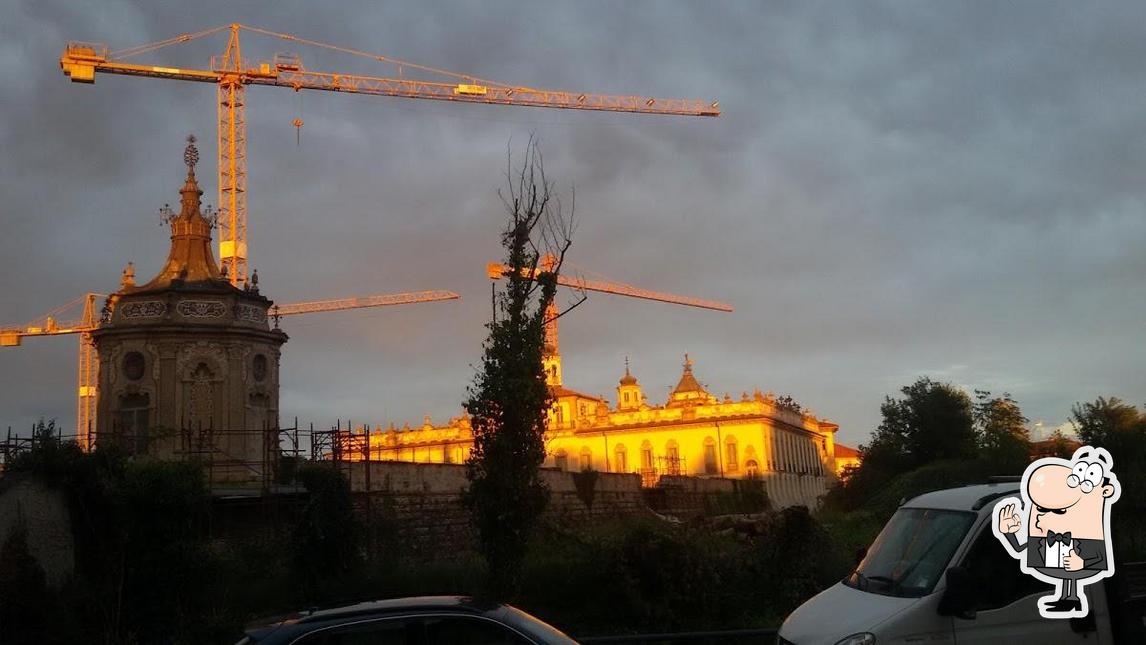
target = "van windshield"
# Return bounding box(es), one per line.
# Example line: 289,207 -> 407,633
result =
844,507 -> 975,598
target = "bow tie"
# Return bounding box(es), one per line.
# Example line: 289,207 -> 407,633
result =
1047,530 -> 1072,546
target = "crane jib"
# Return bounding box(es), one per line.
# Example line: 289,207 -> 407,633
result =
61,26 -> 718,287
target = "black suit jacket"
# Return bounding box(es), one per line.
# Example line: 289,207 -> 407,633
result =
1004,532 -> 1108,576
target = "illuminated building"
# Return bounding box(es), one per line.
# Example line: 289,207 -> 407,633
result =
350,353 -> 850,500
91,138 -> 287,484
833,443 -> 861,476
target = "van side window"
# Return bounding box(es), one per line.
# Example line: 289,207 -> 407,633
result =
960,527 -> 1048,611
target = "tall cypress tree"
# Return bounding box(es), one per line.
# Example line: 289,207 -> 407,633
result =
464,138 -> 576,599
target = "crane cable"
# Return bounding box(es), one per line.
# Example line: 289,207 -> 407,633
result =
109,24 -> 230,60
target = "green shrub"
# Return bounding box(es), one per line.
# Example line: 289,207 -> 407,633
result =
755,506 -> 848,613
516,517 -> 769,635
704,479 -> 771,515
0,518 -> 51,642
865,458 -> 1002,520
292,464 -> 362,601
572,468 -> 600,509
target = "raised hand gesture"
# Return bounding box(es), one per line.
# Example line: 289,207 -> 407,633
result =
998,502 -> 1021,534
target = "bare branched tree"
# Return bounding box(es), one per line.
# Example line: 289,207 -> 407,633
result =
494,136 -> 585,328
464,135 -> 579,598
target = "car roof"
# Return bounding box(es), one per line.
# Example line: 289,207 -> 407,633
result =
245,596 -> 498,641
902,482 -> 1020,513
295,596 -> 490,623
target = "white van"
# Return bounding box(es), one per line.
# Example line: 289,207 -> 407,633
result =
778,480 -> 1144,644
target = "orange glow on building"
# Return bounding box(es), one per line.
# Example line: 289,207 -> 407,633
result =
338,355 -> 848,497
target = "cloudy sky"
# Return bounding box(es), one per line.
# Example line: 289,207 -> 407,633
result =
3,1 -> 1146,448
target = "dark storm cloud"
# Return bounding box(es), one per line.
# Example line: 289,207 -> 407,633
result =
4,1 -> 1146,448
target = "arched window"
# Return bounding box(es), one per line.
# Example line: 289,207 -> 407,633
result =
745,444 -> 758,474
118,392 -> 150,455
703,437 -> 718,475
615,444 -> 628,473
666,440 -> 681,475
580,447 -> 593,471
640,440 -> 654,470
554,449 -> 568,471
745,459 -> 760,478
725,436 -> 739,473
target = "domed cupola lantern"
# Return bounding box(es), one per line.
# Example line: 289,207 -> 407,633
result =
616,356 -> 644,411
91,136 -> 288,487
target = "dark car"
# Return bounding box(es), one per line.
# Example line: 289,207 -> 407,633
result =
235,596 -> 579,645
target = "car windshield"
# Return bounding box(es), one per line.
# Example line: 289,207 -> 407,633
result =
844,507 -> 975,598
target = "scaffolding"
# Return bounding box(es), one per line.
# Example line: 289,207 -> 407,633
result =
3,415 -> 424,492
635,454 -> 688,488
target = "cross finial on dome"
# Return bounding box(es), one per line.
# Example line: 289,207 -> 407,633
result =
184,134 -> 199,171
620,355 -> 638,386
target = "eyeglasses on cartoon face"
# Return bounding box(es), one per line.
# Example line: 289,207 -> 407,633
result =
1067,460 -> 1104,494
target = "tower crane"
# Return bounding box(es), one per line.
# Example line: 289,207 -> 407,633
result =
60,23 -> 720,287
1,290 -> 459,448
487,255 -> 732,386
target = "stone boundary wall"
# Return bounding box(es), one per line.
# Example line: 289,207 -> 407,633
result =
647,471 -> 829,518
345,462 -> 648,560
339,461 -> 829,559
762,472 -> 831,509
343,461 -> 826,508
0,475 -> 75,588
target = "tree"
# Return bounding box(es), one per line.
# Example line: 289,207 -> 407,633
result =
774,394 -> 803,415
1070,397 -> 1143,448
1044,428 -> 1075,459
1070,396 -> 1146,491
827,377 -> 975,510
291,464 -> 361,601
0,516 -> 50,642
973,390 -> 1031,471
1071,397 -> 1146,559
463,137 -> 578,599
870,377 -> 975,468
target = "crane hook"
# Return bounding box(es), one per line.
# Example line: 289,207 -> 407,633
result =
292,118 -> 304,146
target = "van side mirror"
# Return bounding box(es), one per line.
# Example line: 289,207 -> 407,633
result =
937,566 -> 977,620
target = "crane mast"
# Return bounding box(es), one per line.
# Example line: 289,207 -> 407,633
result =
76,294 -> 99,449
217,24 -> 247,284
60,24 -> 720,287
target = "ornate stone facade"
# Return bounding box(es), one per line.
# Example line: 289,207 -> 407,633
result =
347,354 -> 853,508
91,137 -> 287,487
